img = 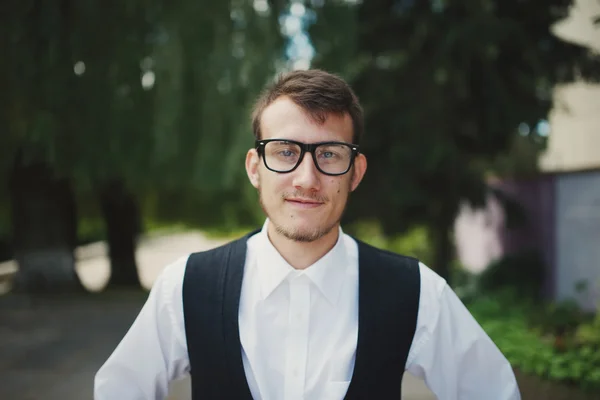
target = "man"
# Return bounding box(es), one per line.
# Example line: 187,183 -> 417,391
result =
94,69 -> 520,399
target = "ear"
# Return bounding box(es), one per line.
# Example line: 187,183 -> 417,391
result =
245,148 -> 261,189
350,153 -> 367,192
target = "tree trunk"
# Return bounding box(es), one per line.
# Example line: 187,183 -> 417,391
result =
430,209 -> 455,285
9,159 -> 83,293
99,180 -> 142,288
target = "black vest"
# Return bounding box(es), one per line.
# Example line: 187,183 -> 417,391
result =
182,231 -> 421,399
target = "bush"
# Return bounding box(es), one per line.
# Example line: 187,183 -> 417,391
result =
531,299 -> 591,338
466,289 -> 600,393
576,313 -> 600,348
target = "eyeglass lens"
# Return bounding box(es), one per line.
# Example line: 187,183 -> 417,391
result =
264,141 -> 353,174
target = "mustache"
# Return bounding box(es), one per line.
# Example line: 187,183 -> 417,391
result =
282,191 -> 328,203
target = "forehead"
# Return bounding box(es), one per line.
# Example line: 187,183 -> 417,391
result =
260,96 -> 353,143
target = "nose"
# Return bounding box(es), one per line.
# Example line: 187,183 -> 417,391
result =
292,152 -> 321,191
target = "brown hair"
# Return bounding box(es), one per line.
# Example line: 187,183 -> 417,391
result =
251,69 -> 363,145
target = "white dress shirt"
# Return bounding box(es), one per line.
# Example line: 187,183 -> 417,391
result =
94,220 -> 520,400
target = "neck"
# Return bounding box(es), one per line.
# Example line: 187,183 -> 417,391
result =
266,223 -> 340,270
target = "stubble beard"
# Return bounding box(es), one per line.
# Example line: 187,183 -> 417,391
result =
258,189 -> 348,243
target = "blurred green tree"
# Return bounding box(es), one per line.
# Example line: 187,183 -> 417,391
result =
0,1 -> 84,291
147,0 -> 284,232
0,0 -> 284,291
311,0 -> 600,283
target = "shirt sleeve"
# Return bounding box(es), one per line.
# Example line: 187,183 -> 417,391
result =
94,256 -> 190,400
405,263 -> 521,400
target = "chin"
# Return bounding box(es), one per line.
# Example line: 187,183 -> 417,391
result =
274,220 -> 336,243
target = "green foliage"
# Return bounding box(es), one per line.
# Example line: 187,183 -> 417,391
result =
486,134 -> 548,179
576,311 -> 600,348
467,289 -> 600,391
310,0 -> 600,285
0,0 -> 286,257
344,219 -> 389,249
150,0 -> 283,195
534,299 -> 591,337
202,226 -> 255,241
386,226 -> 432,266
77,217 -> 106,246
345,220 -> 433,265
453,247 -> 600,391
145,183 -> 264,234
457,248 -> 593,335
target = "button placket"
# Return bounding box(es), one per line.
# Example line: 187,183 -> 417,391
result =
284,275 -> 310,399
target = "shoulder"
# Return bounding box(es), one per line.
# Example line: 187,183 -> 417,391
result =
187,238 -> 239,261
185,230 -> 260,271
348,235 -> 445,282
152,235 -> 246,299
185,235 -> 250,275
345,234 -> 447,300
151,254 -> 190,301
416,262 -> 449,314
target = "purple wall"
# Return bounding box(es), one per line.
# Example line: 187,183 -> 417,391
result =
456,170 -> 600,309
489,176 -> 556,298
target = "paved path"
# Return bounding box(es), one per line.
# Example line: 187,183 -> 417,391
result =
0,232 -> 435,400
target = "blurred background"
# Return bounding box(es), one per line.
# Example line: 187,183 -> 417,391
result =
1,0 -> 600,399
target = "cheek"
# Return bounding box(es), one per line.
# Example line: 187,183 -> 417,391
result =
332,178 -> 351,198
260,173 -> 288,197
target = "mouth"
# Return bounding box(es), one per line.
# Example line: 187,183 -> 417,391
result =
285,198 -> 324,209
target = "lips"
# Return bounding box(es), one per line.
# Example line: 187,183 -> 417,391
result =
286,198 -> 322,204
285,198 -> 324,208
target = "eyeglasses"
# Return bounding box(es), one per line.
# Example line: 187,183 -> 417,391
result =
255,139 -> 360,176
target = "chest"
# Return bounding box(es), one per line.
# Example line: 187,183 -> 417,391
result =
181,237 -> 420,399
239,274 -> 359,399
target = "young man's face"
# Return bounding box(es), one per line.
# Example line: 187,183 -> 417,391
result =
246,96 -> 367,242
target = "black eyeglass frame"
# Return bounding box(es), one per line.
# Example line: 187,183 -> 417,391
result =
255,139 -> 360,176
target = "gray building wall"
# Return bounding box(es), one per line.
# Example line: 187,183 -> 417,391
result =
555,170 -> 600,310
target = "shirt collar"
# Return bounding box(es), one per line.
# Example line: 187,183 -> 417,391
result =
255,219 -> 349,306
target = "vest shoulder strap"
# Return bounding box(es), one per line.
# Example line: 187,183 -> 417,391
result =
344,239 -> 421,400
182,231 -> 257,400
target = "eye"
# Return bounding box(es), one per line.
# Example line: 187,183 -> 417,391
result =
317,148 -> 341,159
